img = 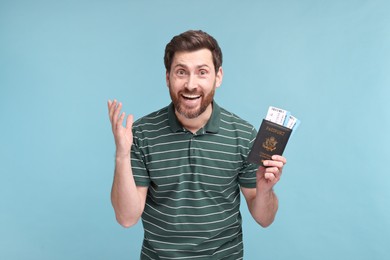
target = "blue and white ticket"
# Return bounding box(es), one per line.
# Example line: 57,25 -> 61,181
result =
285,114 -> 301,132
265,106 -> 300,132
265,106 -> 290,126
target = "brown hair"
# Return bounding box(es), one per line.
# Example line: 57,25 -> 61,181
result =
164,30 -> 223,73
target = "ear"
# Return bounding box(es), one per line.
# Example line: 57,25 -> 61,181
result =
165,70 -> 170,87
215,67 -> 223,88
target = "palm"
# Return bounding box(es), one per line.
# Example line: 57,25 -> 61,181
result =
108,100 -> 134,157
115,121 -> 133,153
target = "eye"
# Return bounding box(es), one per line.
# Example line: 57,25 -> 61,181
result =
199,69 -> 208,76
176,69 -> 187,77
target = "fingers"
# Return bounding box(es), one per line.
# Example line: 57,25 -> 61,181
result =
108,99 -> 117,124
264,172 -> 276,182
107,99 -> 122,126
264,166 -> 280,182
261,155 -> 287,182
272,155 -> 287,165
113,102 -> 123,128
108,100 -> 134,133
263,155 -> 286,168
117,111 -> 125,130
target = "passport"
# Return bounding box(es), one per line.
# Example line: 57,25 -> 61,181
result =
247,119 -> 292,166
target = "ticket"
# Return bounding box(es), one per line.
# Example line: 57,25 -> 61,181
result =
285,115 -> 301,131
265,106 -> 290,126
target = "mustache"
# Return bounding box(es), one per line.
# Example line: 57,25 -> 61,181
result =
180,89 -> 202,95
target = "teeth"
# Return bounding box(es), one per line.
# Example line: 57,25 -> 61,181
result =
183,94 -> 200,99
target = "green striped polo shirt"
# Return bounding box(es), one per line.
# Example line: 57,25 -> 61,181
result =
131,101 -> 258,260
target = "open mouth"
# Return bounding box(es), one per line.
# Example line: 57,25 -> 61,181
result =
182,94 -> 201,100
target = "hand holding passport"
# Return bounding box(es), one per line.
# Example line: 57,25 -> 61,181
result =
247,106 -> 300,166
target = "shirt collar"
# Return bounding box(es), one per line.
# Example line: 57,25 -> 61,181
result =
168,101 -> 221,134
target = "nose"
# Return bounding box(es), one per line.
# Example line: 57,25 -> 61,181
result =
185,74 -> 197,91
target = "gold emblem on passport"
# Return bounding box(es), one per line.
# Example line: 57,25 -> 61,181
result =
262,136 -> 278,152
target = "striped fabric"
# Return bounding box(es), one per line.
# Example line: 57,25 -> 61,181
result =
131,102 -> 258,260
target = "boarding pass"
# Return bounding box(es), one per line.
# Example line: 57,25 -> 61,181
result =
265,106 -> 300,131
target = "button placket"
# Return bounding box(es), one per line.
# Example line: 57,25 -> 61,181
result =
189,134 -> 197,165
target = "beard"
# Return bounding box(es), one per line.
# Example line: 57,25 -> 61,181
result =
169,86 -> 215,119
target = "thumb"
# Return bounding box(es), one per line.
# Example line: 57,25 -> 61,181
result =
126,114 -> 134,130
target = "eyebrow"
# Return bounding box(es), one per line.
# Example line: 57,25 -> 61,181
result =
173,63 -> 211,69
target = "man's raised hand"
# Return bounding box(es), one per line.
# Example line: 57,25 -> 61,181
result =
108,100 -> 134,158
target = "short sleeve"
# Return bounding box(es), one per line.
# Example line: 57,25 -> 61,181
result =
131,135 -> 150,187
238,127 -> 258,188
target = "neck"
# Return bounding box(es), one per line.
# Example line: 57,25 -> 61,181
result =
176,104 -> 213,134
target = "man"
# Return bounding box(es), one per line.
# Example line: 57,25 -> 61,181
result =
108,30 -> 286,259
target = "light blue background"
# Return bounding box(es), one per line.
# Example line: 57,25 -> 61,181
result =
1,0 -> 389,259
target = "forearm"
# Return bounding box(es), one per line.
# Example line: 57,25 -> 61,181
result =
249,189 -> 279,227
111,155 -> 144,228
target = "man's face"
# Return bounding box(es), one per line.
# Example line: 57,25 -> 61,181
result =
166,49 -> 223,119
